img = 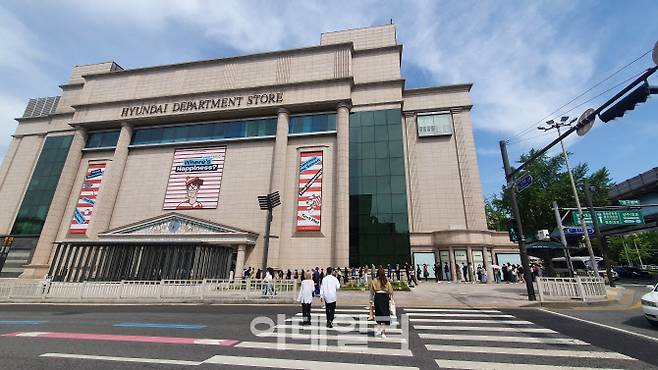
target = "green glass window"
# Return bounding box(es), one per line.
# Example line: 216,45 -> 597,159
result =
349,109 -> 410,266
85,130 -> 120,149
288,113 -> 336,134
131,117 -> 277,146
11,135 -> 73,235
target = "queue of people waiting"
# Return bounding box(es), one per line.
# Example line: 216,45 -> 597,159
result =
240,261 -> 545,290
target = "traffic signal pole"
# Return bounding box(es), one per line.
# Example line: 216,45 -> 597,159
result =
500,140 -> 536,301
552,201 -> 574,277
584,184 -> 615,287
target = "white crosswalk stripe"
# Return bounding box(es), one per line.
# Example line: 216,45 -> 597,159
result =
405,312 -> 515,318
404,307 -> 640,369
435,359 -> 626,370
418,333 -> 588,345
413,325 -> 556,333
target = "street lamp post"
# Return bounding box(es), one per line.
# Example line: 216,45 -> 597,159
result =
258,191 -> 281,273
538,117 -> 599,277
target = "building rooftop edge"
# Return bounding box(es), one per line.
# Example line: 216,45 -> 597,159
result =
320,23 -> 395,37
79,42 -> 356,80
403,83 -> 473,95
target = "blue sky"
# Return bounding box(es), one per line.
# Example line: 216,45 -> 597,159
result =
0,0 -> 657,201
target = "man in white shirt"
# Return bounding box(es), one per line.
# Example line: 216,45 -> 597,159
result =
320,266 -> 340,328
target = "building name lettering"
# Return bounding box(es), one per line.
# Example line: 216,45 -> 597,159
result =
120,92 -> 284,118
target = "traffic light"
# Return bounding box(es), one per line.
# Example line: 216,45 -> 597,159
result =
507,218 -> 519,242
599,81 -> 658,123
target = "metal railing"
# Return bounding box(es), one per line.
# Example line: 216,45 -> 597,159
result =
535,276 -> 607,302
0,278 -> 297,303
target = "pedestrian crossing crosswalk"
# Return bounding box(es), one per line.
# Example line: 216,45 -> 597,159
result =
403,307 -> 641,369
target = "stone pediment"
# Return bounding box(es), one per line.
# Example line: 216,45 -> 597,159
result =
97,213 -> 258,245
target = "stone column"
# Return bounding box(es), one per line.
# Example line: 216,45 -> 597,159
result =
234,245 -> 246,281
87,122 -> 133,238
21,128 -> 87,279
483,246 -> 494,284
448,246 -> 457,282
266,108 -> 289,269
334,102 -> 350,266
466,245 -> 473,282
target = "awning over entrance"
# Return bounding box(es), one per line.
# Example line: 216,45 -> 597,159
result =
50,213 -> 258,282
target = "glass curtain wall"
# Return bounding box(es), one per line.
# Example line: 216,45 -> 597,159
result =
349,109 -> 410,266
11,135 -> 73,235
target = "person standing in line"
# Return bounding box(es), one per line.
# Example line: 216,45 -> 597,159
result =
423,264 -> 429,281
286,269 -> 292,280
434,263 -> 440,282
320,267 -> 340,328
387,264 -> 392,279
443,262 -> 450,281
416,264 -> 422,281
358,266 -> 364,285
395,264 -> 401,282
262,268 -> 274,297
312,267 -> 320,296
461,263 -> 468,282
371,267 -> 393,338
343,267 -> 349,284
297,270 -> 314,326
476,265 -> 483,282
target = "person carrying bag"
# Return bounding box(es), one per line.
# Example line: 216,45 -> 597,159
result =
370,267 -> 393,338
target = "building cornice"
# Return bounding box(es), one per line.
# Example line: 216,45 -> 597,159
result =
14,111 -> 74,123
70,77 -> 354,110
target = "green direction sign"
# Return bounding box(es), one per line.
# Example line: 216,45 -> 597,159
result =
618,199 -> 640,206
572,210 -> 644,226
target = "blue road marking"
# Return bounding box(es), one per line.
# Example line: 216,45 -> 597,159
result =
0,320 -> 47,325
113,322 -> 207,329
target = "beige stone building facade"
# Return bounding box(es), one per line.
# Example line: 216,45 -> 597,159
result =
0,25 -> 517,282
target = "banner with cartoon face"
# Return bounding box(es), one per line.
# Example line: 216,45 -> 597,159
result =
163,146 -> 226,210
69,162 -> 107,234
296,151 -> 323,231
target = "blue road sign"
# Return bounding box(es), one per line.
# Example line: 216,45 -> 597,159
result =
565,226 -> 594,235
516,174 -> 533,192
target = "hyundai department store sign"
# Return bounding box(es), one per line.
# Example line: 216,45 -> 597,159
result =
120,92 -> 284,118
417,112 -> 453,137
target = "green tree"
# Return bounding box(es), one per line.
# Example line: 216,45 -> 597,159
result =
608,232 -> 658,266
487,148 -> 612,239
485,195 -> 507,231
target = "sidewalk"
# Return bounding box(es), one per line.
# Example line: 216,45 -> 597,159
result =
337,280 -> 532,308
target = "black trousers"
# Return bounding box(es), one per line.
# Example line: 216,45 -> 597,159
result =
301,303 -> 311,323
325,301 -> 336,323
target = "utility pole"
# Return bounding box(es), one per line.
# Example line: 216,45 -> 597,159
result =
499,140 -> 536,301
552,201 -> 574,277
633,236 -> 644,268
623,239 -> 631,266
538,118 -> 599,276
583,184 -> 614,287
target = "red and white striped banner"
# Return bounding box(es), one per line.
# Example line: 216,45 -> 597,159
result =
296,151 -> 323,231
69,162 -> 107,234
163,146 -> 226,210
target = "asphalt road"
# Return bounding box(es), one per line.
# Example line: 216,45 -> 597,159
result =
0,304 -> 656,369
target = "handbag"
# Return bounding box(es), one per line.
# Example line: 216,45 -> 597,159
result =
389,297 -> 396,315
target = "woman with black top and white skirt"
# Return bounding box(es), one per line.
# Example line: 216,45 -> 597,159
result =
371,267 -> 394,338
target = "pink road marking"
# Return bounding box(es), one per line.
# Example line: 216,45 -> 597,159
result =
2,332 -> 239,347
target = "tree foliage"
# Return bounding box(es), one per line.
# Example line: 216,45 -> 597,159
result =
608,232 -> 658,266
485,148 -> 612,237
